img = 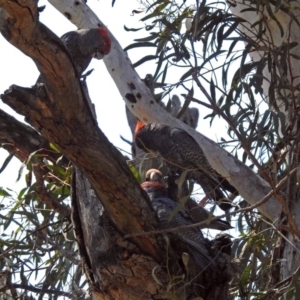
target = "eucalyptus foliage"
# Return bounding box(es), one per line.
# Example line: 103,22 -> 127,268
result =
1,0 -> 300,299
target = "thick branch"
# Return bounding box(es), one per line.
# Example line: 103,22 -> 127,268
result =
48,0 -> 281,220
0,109 -> 47,161
0,109 -> 71,216
0,1 -> 165,261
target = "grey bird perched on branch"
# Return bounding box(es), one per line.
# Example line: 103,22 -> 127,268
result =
135,121 -> 238,211
60,27 -> 111,74
145,168 -> 233,231
36,27 -> 111,88
141,180 -> 215,274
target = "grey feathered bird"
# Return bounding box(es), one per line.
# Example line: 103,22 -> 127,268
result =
141,180 -> 215,273
60,27 -> 111,74
135,121 -> 238,210
145,169 -> 233,231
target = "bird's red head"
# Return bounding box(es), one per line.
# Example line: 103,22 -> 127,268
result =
141,181 -> 166,191
97,26 -> 111,55
135,119 -> 146,136
141,181 -> 168,199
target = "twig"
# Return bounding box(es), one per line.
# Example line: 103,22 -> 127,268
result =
5,283 -> 74,299
192,73 -> 273,186
33,161 -> 70,216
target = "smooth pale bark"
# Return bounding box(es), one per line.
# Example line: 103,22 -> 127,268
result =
48,0 -> 282,221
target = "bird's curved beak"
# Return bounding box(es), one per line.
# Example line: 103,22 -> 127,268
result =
93,52 -> 104,60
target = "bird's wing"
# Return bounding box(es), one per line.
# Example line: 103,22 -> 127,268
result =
152,198 -> 215,271
169,128 -> 237,194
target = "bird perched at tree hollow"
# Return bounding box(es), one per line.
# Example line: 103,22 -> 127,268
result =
141,180 -> 215,273
60,27 -> 111,74
135,121 -> 237,211
145,168 -> 233,231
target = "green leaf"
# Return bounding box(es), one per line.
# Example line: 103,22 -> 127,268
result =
198,50 -> 226,70
20,265 -> 27,285
3,212 -> 14,230
223,20 -> 240,39
258,110 -> 271,131
128,163 -> 141,183
161,62 -> 168,85
124,25 -> 143,32
180,67 -> 198,81
168,202 -> 185,222
146,0 -> 165,12
265,0 -> 284,37
134,33 -> 159,42
0,187 -> 11,197
240,263 -> 252,287
176,88 -> 193,119
140,11 -> 165,22
217,23 -> 225,51
123,42 -> 157,52
176,170 -> 189,192
153,1 -> 171,13
26,149 -> 42,167
133,55 -> 158,68
210,78 -> 216,104
18,187 -> 29,200
0,152 -> 14,174
153,50 -> 166,81
131,9 -> 143,15
25,171 -> 32,187
49,143 -> 60,153
16,163 -> 25,182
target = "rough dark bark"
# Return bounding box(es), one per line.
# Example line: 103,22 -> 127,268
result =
0,109 -> 70,216
73,169 -> 234,299
0,109 -> 48,161
72,169 -> 169,300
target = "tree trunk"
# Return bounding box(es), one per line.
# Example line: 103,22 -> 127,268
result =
72,168 -> 168,300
